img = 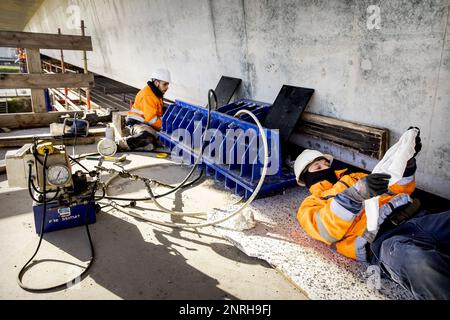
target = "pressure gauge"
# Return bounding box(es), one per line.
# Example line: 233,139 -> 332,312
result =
97,138 -> 117,157
47,164 -> 71,186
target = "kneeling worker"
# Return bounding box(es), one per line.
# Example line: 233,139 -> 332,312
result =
293,132 -> 450,300
117,68 -> 171,151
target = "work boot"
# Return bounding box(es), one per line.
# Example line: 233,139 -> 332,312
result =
123,126 -> 131,137
389,198 -> 421,226
116,137 -> 130,151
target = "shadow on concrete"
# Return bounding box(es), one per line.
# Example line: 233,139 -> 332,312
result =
0,187 -> 34,219
105,163 -> 204,197
151,224 -> 271,267
41,210 -> 237,299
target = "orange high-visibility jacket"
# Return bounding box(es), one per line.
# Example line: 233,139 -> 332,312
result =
127,84 -> 163,130
297,169 -> 416,261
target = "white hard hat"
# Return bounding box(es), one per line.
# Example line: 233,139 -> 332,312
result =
151,68 -> 171,83
294,149 -> 333,186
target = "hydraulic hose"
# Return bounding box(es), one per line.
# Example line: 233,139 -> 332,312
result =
68,155 -> 91,174
99,89 -> 216,203
106,108 -> 269,229
27,164 -> 59,202
98,169 -> 204,202
27,163 -> 43,203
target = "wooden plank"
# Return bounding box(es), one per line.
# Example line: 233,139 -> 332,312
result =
301,112 -> 388,136
49,88 -> 82,111
42,61 -> 77,73
52,98 -> 66,112
0,134 -> 96,148
296,112 -> 389,159
89,128 -> 107,136
290,133 -> 379,172
26,48 -> 47,113
0,128 -> 105,148
0,30 -> 93,51
0,111 -> 81,129
0,73 -> 95,89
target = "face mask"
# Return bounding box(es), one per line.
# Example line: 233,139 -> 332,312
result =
303,167 -> 338,188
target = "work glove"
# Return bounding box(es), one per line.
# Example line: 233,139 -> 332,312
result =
356,173 -> 391,199
340,173 -> 391,204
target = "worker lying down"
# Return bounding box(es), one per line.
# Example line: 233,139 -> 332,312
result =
294,130 -> 449,299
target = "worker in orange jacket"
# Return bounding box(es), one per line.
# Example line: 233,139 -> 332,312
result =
294,130 -> 450,299
117,68 -> 171,151
15,48 -> 27,73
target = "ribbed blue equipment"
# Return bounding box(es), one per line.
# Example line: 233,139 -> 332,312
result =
158,99 -> 297,198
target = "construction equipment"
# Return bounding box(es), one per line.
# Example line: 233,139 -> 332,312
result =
158,99 -> 294,198
97,124 -> 117,156
63,117 -> 90,137
6,140 -> 99,233
212,75 -> 242,110
6,139 -> 101,292
8,88 -> 270,292
57,109 -> 113,127
81,109 -> 113,126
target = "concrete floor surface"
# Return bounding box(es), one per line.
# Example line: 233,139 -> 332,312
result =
0,147 -> 306,300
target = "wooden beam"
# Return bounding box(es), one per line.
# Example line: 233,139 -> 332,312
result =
0,30 -> 93,51
0,128 -> 106,148
49,88 -> 82,111
294,112 -> 389,160
0,73 -> 95,89
0,130 -> 104,148
0,134 -> 96,148
290,133 -> 379,172
26,48 -> 47,113
52,98 -> 66,112
42,61 -> 77,73
0,111 -> 81,129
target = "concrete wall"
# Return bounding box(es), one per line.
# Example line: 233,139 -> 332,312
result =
25,0 -> 450,199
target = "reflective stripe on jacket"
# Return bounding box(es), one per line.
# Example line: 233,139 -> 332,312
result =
127,84 -> 163,130
297,169 -> 416,261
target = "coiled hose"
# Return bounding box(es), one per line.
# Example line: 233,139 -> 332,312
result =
103,108 -> 268,229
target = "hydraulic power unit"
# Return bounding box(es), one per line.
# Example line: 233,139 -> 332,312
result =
6,141 -> 98,234
33,200 -> 96,234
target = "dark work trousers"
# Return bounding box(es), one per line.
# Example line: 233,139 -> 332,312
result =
125,118 -> 158,150
369,210 -> 450,300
